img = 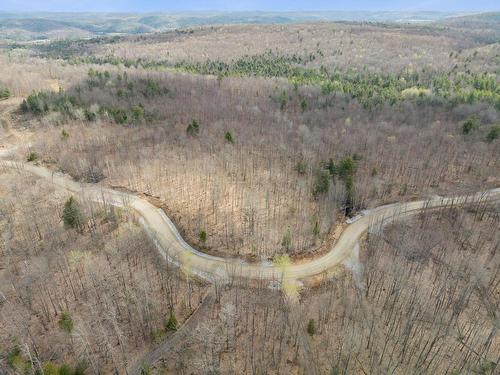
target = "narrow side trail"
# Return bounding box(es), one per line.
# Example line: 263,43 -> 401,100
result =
129,289 -> 215,375
0,97 -> 29,157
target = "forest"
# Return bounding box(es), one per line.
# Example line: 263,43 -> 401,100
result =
15,64 -> 499,258
0,12 -> 499,375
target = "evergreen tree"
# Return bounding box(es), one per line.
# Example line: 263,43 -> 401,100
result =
27,151 -> 39,162
462,116 -> 479,135
224,131 -> 234,143
344,174 -> 355,216
199,230 -> 207,244
307,318 -> 317,336
486,125 -> 499,142
282,229 -> 292,251
295,160 -> 307,175
42,362 -> 59,375
62,196 -> 85,230
58,311 -> 74,333
313,220 -> 320,237
186,119 -> 200,136
313,169 -> 330,198
339,156 -> 356,180
338,156 -> 358,216
58,364 -> 73,375
165,312 -> 178,331
0,86 -> 10,100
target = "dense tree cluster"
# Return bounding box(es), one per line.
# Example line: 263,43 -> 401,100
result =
21,71 -> 170,125
32,38 -> 500,110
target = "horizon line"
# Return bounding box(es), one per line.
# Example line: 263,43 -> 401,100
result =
0,9 -> 495,14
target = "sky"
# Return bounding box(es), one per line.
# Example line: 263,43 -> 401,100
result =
1,0 -> 499,13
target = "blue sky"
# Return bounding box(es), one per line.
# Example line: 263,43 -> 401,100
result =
1,0 -> 499,12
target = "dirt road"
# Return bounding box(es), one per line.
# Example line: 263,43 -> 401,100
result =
1,98 -> 499,283
1,155 -> 499,283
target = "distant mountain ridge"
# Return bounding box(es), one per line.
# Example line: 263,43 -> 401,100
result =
0,11 -> 497,41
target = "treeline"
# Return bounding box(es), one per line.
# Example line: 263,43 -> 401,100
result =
20,70 -> 170,125
35,40 -> 500,110
182,56 -> 500,110
20,66 -> 500,133
175,49 -> 313,78
30,36 -> 123,60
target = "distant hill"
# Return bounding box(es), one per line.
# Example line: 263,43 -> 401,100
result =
437,12 -> 500,44
0,11 -> 498,42
441,11 -> 500,26
0,10 -> 470,41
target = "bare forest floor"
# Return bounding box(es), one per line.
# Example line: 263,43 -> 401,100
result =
1,20 -> 499,260
0,17 -> 499,374
0,168 -> 208,374
17,69 -> 500,260
146,204 -> 500,374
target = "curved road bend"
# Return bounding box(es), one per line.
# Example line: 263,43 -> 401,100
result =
1,158 -> 499,282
